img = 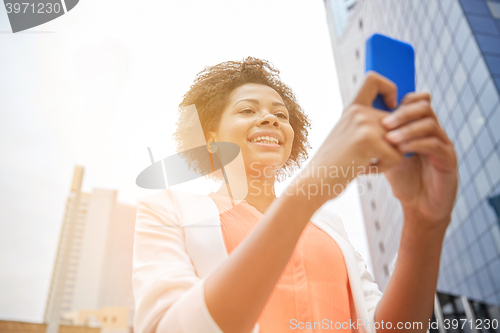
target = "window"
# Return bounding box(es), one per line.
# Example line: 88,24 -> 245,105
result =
374,220 -> 380,231
487,1 -> 500,19
371,200 -> 376,210
488,193 -> 500,219
379,241 -> 385,253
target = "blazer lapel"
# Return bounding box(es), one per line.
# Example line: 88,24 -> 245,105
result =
170,189 -> 229,279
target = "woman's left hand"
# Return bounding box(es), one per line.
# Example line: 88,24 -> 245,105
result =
381,92 -> 458,230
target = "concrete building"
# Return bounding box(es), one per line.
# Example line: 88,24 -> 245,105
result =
328,0 -> 358,38
44,166 -> 137,333
0,320 -> 100,333
62,307 -> 130,333
324,0 -> 500,324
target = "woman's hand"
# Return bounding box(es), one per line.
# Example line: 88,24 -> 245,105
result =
373,93 -> 458,332
298,72 -> 405,204
299,71 -> 458,229
382,92 -> 458,230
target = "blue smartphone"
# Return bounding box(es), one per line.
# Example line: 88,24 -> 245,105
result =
365,33 -> 415,158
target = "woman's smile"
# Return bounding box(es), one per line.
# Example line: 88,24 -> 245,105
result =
247,130 -> 283,149
248,140 -> 281,149
208,83 -> 294,173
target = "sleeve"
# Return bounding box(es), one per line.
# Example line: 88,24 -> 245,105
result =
352,248 -> 383,333
331,209 -> 383,333
132,191 -> 224,333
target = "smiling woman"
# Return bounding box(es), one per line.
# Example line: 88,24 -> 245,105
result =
132,56 -> 458,333
207,83 -> 295,184
173,57 -> 312,183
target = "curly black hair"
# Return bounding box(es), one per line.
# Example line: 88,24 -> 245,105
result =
173,56 -> 312,183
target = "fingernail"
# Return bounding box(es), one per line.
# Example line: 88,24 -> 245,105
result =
386,130 -> 402,142
382,114 -> 397,127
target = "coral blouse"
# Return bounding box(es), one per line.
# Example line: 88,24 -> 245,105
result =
208,192 -> 356,333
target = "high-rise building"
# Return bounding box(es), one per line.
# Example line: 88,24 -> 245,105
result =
44,166 -> 137,333
324,0 -> 500,323
328,0 -> 358,38
0,319 -> 100,333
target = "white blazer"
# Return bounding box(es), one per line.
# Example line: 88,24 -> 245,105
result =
132,189 -> 383,333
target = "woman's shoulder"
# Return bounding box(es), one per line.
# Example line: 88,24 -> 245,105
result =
311,205 -> 345,227
310,205 -> 351,241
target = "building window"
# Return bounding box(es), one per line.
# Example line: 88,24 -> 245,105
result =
367,180 -> 372,190
436,291 -> 500,325
371,200 -> 376,210
487,193 -> 500,219
374,220 -> 380,231
379,241 -> 385,253
383,264 -> 389,276
353,74 -> 357,84
359,18 -> 363,30
355,49 -> 359,60
487,1 -> 500,19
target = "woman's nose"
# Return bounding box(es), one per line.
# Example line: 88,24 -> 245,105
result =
258,113 -> 280,127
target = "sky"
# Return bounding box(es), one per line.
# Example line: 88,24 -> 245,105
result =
0,0 -> 372,322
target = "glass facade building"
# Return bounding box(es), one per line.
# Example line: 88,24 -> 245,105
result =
324,0 -> 500,319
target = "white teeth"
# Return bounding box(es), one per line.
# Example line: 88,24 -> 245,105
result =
250,136 -> 279,144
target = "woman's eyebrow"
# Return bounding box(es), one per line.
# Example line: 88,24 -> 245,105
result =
233,98 -> 286,108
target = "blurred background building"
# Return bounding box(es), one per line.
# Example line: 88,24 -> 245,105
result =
43,166 -> 136,333
0,319 -> 100,333
324,0 -> 500,328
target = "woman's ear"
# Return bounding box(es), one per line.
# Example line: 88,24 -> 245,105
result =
207,132 -> 217,153
207,131 -> 217,143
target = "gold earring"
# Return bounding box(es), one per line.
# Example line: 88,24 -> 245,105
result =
207,140 -> 218,153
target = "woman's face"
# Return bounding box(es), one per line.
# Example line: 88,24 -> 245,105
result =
209,83 -> 294,178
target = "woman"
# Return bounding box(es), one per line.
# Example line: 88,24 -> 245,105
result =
132,57 -> 458,333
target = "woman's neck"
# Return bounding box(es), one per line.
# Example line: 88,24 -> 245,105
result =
215,177 -> 277,214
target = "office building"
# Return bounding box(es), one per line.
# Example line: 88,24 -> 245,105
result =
0,320 -> 100,333
44,166 -> 137,333
324,0 -> 500,323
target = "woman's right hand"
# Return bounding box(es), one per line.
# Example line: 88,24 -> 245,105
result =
296,71 -> 406,203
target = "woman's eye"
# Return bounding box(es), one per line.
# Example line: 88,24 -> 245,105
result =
240,109 -> 254,114
276,113 -> 288,119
